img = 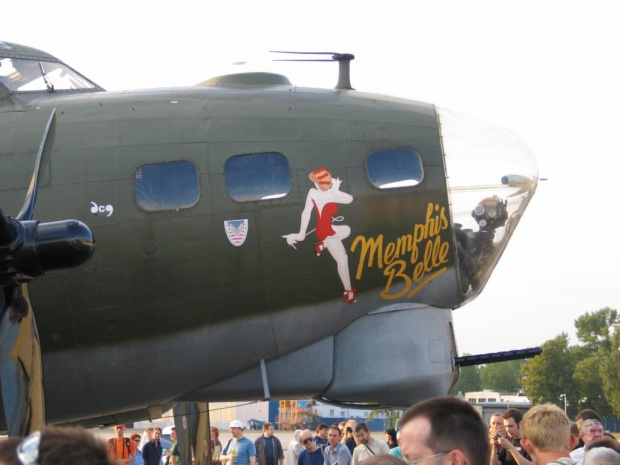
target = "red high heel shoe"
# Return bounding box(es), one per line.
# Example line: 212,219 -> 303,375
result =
315,241 -> 325,256
343,288 -> 357,303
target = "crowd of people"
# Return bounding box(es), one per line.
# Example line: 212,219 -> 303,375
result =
108,423 -> 228,465
223,400 -> 619,465
0,398 -> 619,465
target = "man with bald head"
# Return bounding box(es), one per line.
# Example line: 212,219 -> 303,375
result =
298,430 -> 324,465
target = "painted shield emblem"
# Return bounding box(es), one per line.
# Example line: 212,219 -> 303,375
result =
224,219 -> 248,246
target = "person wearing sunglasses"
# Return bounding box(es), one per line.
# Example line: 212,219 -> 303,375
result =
286,430 -> 304,465
399,397 -> 489,465
298,430 -> 324,465
129,434 -> 144,465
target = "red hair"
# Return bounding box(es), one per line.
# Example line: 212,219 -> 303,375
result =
309,167 -> 332,187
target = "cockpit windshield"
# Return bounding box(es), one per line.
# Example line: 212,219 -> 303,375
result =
0,57 -> 97,92
438,107 -> 538,305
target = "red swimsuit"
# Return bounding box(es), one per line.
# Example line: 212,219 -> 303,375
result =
312,200 -> 338,241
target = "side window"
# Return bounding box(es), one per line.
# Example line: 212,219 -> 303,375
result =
366,148 -> 424,189
135,161 -> 199,211
225,152 -> 291,202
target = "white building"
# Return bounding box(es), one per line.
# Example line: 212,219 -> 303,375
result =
310,401 -> 393,420
464,390 -> 531,404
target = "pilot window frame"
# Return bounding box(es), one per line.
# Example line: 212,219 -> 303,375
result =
365,147 -> 424,189
0,56 -> 98,93
224,151 -> 291,202
134,161 -> 200,212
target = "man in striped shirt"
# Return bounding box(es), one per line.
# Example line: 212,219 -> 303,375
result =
222,420 -> 257,465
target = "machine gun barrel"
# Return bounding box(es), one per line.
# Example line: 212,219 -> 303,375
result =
454,347 -> 542,367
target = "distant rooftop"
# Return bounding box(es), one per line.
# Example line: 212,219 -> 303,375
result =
463,390 -> 531,404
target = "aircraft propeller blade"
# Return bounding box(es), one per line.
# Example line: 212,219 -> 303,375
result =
18,108 -> 56,221
0,108 -> 95,436
0,285 -> 45,436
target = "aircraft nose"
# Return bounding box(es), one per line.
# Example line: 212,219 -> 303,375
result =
437,107 -> 537,304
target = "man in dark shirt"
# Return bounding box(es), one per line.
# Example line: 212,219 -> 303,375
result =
341,421 -> 357,455
298,430 -> 324,465
314,424 -> 329,447
255,422 -> 284,465
143,426 -> 163,465
491,409 -> 532,465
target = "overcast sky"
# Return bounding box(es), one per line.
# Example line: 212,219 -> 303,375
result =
4,0 -> 619,355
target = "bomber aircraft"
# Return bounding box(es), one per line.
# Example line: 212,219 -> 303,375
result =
0,42 -> 538,439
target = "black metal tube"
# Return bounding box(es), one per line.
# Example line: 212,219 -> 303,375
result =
0,208 -> 17,245
34,220 -> 95,271
454,348 -> 542,367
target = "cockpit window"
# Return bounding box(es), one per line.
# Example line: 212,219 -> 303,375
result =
366,148 -> 424,189
0,57 -> 96,92
135,161 -> 200,212
225,152 -> 291,202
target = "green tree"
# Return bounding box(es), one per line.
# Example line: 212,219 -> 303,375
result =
574,307 -> 620,416
367,408 -> 402,429
519,307 -> 619,418
573,355 -> 612,415
600,329 -> 620,417
480,360 -> 523,393
522,333 -> 579,417
575,307 -> 618,350
450,363 -> 481,395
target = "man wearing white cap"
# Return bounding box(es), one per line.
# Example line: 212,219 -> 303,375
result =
222,420 -> 257,465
